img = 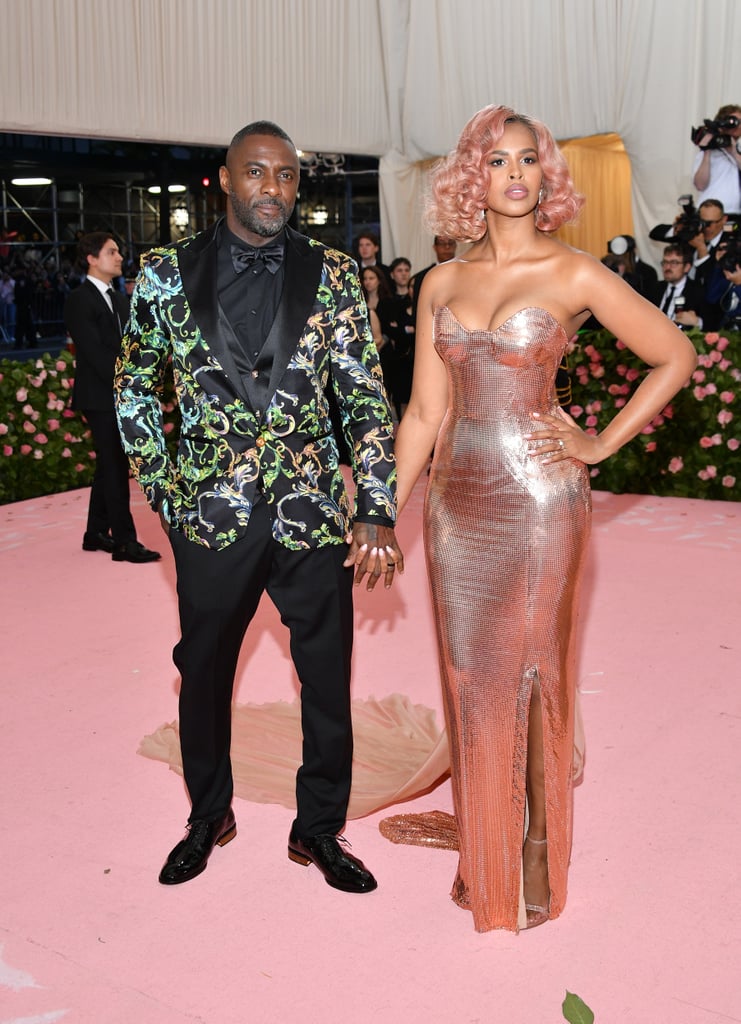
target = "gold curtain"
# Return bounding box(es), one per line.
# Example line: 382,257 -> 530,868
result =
555,133 -> 633,261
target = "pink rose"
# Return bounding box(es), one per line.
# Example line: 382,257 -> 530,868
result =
697,354 -> 714,368
34,433 -> 48,444
692,370 -> 706,382
706,466 -> 717,479
616,364 -> 627,377
693,386 -> 707,400
16,388 -> 28,402
591,365 -> 605,378
641,424 -> 655,435
668,457 -> 683,473
570,405 -> 584,417
645,441 -> 657,452
590,467 -> 600,477
615,340 -> 627,350
727,438 -> 740,451
20,444 -> 32,455
709,349 -> 722,364
608,384 -> 622,395
62,447 -> 72,457
62,409 -> 75,418
711,433 -> 722,445
585,415 -> 598,427
591,401 -> 602,412
22,403 -> 33,415
614,398 -> 626,408
33,449 -> 43,460
0,423 -> 7,435
720,391 -> 735,403
2,444 -> 12,456
699,436 -> 713,448
664,405 -> 674,418
23,421 -> 35,434
719,359 -> 731,371
704,332 -> 720,345
716,336 -> 729,351
75,463 -> 85,472
625,368 -> 640,382
723,475 -> 736,487
718,410 -> 734,426
56,360 -> 66,371
47,419 -> 60,431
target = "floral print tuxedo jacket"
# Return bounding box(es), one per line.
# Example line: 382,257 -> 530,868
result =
114,223 -> 396,551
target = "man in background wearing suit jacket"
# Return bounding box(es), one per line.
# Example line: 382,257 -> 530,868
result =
64,233 -> 160,563
115,122 -> 403,892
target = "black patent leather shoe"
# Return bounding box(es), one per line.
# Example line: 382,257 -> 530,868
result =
288,831 -> 378,893
159,808 -> 236,885
112,540 -> 161,563
82,531 -> 115,553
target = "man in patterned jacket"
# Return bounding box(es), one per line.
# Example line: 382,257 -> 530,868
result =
114,121 -> 403,892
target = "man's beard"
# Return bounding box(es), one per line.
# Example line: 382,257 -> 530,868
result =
229,188 -> 292,238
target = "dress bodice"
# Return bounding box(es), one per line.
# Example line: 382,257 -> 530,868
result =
433,305 -> 568,421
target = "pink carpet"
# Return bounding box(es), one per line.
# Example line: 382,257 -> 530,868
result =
1,480 -> 739,1024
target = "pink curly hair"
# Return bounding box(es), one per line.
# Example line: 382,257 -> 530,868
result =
425,105 -> 584,241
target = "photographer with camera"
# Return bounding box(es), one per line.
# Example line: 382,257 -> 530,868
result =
650,196 -> 729,300
705,230 -> 741,330
691,104 -> 741,215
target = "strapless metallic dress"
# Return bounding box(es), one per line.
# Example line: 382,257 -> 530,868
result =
424,305 -> 592,931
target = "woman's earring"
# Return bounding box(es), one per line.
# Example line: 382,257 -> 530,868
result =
538,187 -> 545,204
480,208 -> 486,220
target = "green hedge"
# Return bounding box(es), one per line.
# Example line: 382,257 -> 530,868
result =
1,330 -> 739,505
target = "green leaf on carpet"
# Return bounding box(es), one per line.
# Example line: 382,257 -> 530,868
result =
563,991 -> 595,1023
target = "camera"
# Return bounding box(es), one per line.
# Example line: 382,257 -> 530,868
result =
691,115 -> 740,150
717,228 -> 741,274
674,195 -> 703,243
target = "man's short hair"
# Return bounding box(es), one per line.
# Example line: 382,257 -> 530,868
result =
357,231 -> 380,247
699,198 -> 725,216
664,242 -> 692,265
390,257 -> 411,272
227,121 -> 295,155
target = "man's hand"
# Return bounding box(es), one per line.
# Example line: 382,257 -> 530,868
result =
674,308 -> 700,327
343,522 -> 404,591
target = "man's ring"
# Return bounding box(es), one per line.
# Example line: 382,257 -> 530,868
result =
558,439 -> 565,450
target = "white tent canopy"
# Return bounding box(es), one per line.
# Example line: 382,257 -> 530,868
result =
2,0 -> 740,270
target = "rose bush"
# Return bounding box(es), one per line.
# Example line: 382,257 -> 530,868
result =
567,328 -> 740,502
0,350 -> 180,504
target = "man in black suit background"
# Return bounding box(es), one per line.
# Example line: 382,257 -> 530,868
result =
64,233 -> 160,563
649,242 -> 711,331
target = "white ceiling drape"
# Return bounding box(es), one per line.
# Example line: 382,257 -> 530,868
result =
1,0 -> 740,271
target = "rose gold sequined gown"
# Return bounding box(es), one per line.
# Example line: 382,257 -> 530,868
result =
424,305 -> 591,932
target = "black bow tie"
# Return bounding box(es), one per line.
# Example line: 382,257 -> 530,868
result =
230,241 -> 284,275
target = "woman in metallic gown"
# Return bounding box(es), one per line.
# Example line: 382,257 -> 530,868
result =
392,106 -> 696,932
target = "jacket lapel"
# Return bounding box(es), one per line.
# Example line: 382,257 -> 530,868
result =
177,219 -> 248,395
266,227 -> 324,399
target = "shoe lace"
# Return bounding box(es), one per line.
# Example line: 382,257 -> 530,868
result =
315,832 -> 352,849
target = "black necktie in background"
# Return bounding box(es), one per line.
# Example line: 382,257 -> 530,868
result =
661,285 -> 675,313
231,241 -> 284,275
106,287 -> 122,336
